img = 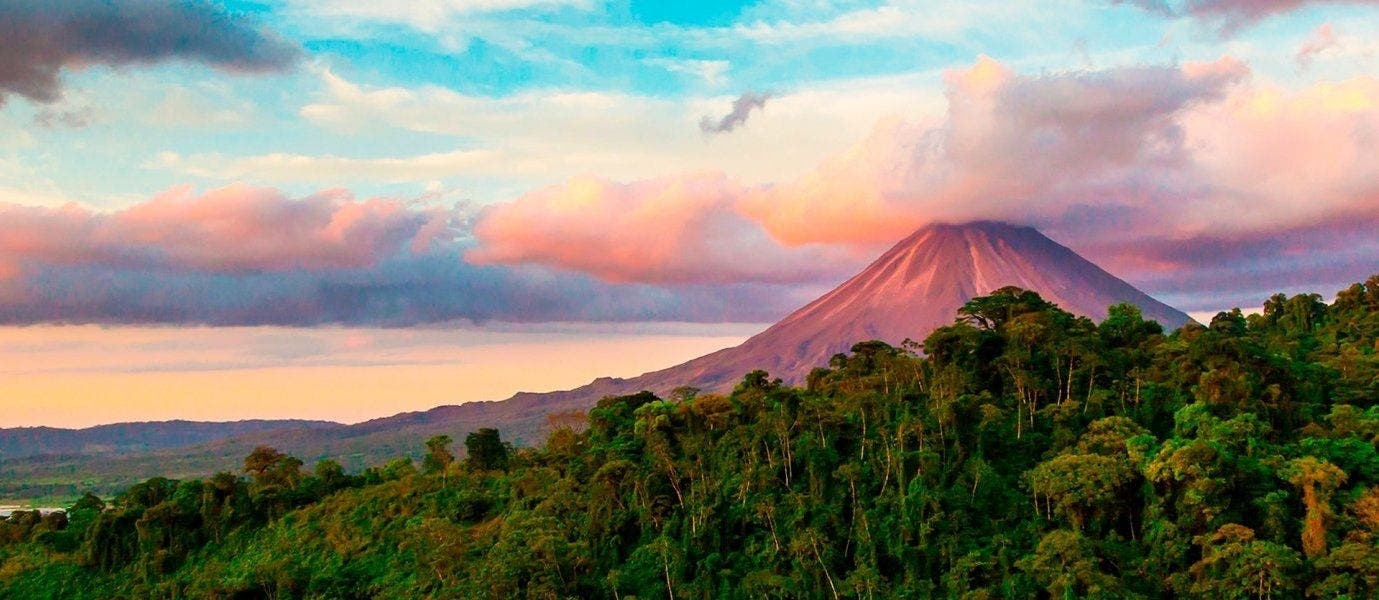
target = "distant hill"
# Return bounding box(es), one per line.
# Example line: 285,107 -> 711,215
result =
0,419 -> 340,460
1,221 -> 1192,499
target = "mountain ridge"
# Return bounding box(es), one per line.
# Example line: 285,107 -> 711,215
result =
0,419 -> 341,461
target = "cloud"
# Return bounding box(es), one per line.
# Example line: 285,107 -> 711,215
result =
644,58 -> 730,86
700,91 -> 772,134
0,185 -> 814,325
466,174 -> 862,284
33,106 -> 94,129
0,255 -> 814,327
750,55 -> 1379,297
293,67 -> 935,190
1112,0 -> 1176,16
1188,1 -> 1379,33
1297,23 -> 1340,69
0,184 -> 452,278
467,55 -> 1379,311
1,254 -> 808,326
1116,0 -> 1379,34
1080,213 -> 1379,311
740,55 -> 1250,245
1176,74 -> 1379,225
0,0 -> 300,105
727,4 -> 1022,46
462,56 -> 1251,283
935,58 -> 1379,305
9,55 -> 1377,323
151,150 -> 508,184
468,55 -> 1253,275
287,0 -> 595,32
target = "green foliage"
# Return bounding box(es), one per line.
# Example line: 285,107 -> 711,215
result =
6,278 -> 1379,598
422,434 -> 455,476
465,427 -> 509,472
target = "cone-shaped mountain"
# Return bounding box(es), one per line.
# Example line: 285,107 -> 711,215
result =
386,220 -> 1192,445
36,221 -> 1194,464
642,220 -> 1189,391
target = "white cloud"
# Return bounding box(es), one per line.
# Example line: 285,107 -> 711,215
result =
287,0 -> 597,32
150,149 -> 505,183
643,57 -> 731,85
0,185 -> 84,209
140,82 -> 254,128
0,152 -> 89,209
161,68 -> 941,195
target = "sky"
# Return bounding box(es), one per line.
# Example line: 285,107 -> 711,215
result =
1,0 -> 1378,427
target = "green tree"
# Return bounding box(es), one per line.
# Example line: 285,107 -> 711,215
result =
1283,456 -> 1348,559
466,427 -> 509,471
1189,524 -> 1300,599
423,434 -> 455,482
1017,529 -> 1126,598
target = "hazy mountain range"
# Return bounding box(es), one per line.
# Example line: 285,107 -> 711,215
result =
0,420 -> 338,461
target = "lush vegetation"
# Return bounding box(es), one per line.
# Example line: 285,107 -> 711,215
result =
3,278 -> 1379,599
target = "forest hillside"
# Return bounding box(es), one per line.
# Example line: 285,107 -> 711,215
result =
2,279 -> 1378,598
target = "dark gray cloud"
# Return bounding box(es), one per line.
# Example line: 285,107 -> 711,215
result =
0,0 -> 300,105
699,90 -> 771,134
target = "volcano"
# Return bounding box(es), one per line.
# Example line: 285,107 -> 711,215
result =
657,220 -> 1190,389
26,221 -> 1192,474
352,220 -> 1191,445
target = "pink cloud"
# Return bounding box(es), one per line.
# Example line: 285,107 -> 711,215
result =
468,54 -> 1379,307
470,55 -> 1250,271
1296,23 -> 1339,69
1179,75 -> 1379,228
466,174 -> 862,284
0,184 -> 455,280
742,56 -> 1247,246
1119,1 -> 1379,35
0,183 -> 825,326
1043,73 -> 1379,294
0,203 -> 103,278
1186,1 -> 1379,33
